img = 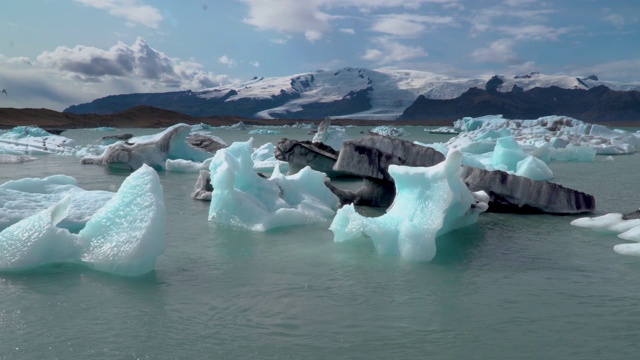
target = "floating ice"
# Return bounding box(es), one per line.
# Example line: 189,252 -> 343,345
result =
248,129 -> 281,135
251,142 -> 289,173
79,164 -> 166,276
165,158 -> 212,173
312,121 -> 349,151
0,126 -> 76,155
329,150 -> 488,261
449,115 -> 639,155
0,154 -> 37,164
208,138 -> 338,231
571,212 -> 640,257
370,126 -> 408,137
0,174 -> 113,232
0,165 -> 165,275
0,196 -> 81,271
81,123 -> 215,170
515,156 -> 553,181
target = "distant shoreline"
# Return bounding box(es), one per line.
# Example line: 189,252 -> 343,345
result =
1,105 -> 638,130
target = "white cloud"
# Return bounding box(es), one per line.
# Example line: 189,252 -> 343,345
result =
472,38 -> 520,64
339,28 -> 356,35
218,55 -> 236,67
498,25 -> 572,41
250,60 -> 260,67
362,37 -> 428,64
74,0 -> 163,29
569,59 -> 640,83
371,13 -> 454,37
270,38 -> 289,45
241,0 -> 332,42
603,14 -> 625,28
36,38 -> 227,89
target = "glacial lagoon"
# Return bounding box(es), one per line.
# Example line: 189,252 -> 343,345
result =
1,126 -> 640,359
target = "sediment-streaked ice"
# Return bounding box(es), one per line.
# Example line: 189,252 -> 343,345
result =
329,150 -> 488,261
0,126 -> 76,155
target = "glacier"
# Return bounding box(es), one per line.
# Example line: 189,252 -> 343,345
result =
0,165 -> 165,276
208,138 -> 339,231
329,150 -> 489,262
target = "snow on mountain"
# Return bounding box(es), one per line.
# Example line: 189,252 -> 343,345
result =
192,68 -> 640,120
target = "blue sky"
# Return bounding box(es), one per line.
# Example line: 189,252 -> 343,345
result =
1,0 -> 638,110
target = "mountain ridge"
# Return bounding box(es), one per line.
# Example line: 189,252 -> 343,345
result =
63,67 -> 640,122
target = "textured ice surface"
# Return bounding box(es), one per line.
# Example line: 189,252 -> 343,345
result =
81,124 -> 215,170
165,158 -> 212,173
0,126 -> 76,155
329,150 -> 488,261
0,154 -> 37,164
208,138 -> 338,231
79,164 -> 166,276
312,125 -> 349,151
572,213 -> 640,257
251,142 -> 289,173
370,126 -> 408,137
0,165 -> 165,275
0,196 -> 81,271
0,175 -> 113,232
449,115 -> 640,155
248,129 -> 281,135
515,156 -> 553,181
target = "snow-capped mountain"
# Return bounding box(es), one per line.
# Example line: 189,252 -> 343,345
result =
64,67 -> 640,121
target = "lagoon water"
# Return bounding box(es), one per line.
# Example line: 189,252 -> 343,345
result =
1,126 -> 640,359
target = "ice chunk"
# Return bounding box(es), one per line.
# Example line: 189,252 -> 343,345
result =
79,164 -> 166,276
0,126 -> 76,155
492,136 -> 527,171
370,126 -> 408,137
0,175 -> 113,232
248,129 -> 281,135
81,124 -> 215,170
165,158 -> 212,173
0,196 -> 81,271
0,154 -> 37,164
208,138 -> 338,231
329,150 -> 488,261
251,142 -> 290,174
515,155 -> 553,181
572,212 -> 640,257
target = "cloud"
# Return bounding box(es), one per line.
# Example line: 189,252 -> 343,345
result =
74,0 -> 163,29
472,38 -> 520,64
603,14 -> 625,29
241,0 -> 332,42
371,13 -> 454,37
339,28 -> 356,35
569,59 -> 640,83
497,25 -> 573,41
36,38 -> 227,89
250,60 -> 260,67
362,37 -> 428,64
218,55 -> 236,67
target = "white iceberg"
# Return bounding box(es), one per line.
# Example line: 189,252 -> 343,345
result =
208,138 -> 339,231
81,123 -> 215,170
571,212 -> 640,257
0,126 -> 76,155
329,150 -> 488,261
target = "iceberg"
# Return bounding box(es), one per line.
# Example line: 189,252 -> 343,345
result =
0,196 -> 81,271
0,165 -> 165,276
81,123 -> 216,170
449,115 -> 640,155
571,210 -> 640,257
329,150 -> 489,261
0,174 -> 114,232
208,138 -> 339,231
251,142 -> 289,174
0,126 -> 76,155
369,126 -> 408,137
79,164 -> 166,276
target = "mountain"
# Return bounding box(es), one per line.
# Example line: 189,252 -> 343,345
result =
64,68 -> 640,121
398,85 -> 640,122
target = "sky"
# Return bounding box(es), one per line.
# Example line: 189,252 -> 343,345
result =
1,0 -> 639,111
